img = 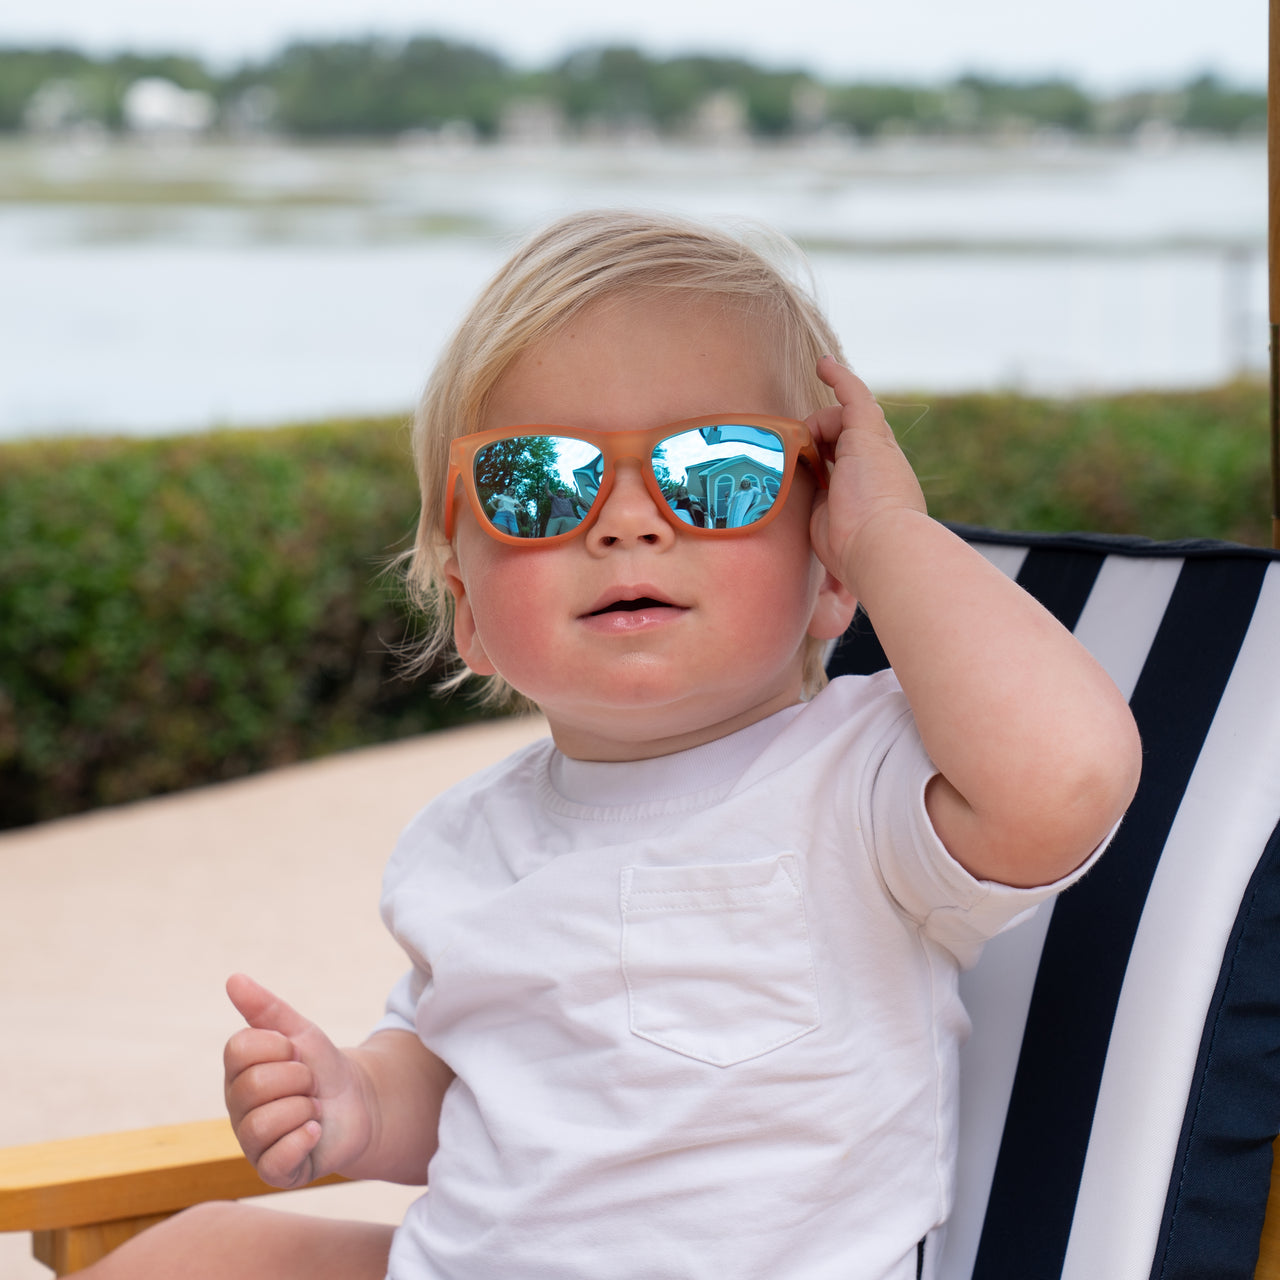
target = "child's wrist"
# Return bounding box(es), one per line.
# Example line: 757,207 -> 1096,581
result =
835,504 -> 932,592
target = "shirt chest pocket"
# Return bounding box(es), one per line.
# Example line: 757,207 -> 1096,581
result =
619,854 -> 820,1068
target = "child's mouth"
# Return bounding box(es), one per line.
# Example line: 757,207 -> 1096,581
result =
590,597 -> 669,615
581,593 -> 688,633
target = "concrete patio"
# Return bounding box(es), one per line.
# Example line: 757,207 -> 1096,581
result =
0,714 -> 549,1278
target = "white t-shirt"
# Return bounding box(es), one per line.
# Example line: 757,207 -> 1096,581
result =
377,673 -> 1103,1280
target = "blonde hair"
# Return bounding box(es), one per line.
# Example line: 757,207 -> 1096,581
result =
404,208 -> 846,707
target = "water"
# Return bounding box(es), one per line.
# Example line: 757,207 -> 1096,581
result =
0,135 -> 1266,440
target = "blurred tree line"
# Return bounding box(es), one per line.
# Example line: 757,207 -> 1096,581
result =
0,37 -> 1266,140
0,47 -> 216,131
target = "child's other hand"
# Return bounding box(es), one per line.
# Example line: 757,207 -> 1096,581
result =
224,973 -> 373,1189
807,357 -> 926,591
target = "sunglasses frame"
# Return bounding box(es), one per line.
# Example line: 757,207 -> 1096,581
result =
445,413 -> 827,547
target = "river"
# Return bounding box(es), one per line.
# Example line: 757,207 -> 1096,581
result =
0,133 -> 1266,439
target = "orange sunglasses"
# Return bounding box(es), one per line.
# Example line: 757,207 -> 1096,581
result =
444,413 -> 826,546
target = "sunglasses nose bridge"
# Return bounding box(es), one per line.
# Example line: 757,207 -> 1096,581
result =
594,443 -> 656,498
599,439 -> 648,467
594,452 -> 656,508
578,446 -> 677,536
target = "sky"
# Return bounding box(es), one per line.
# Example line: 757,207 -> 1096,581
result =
0,0 -> 1268,90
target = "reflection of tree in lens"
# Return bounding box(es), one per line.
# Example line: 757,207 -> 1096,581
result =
650,442 -> 674,496
475,437 -> 565,535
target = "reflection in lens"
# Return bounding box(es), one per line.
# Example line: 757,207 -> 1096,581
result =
657,424 -> 785,529
474,435 -> 603,538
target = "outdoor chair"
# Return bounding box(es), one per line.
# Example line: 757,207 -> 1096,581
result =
2,525 -> 1279,1278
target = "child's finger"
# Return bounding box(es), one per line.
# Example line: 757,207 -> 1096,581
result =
816,354 -> 877,410
236,1093 -> 318,1158
809,358 -> 892,451
223,1027 -> 296,1080
226,972 -> 314,1040
225,1057 -> 316,1124
806,401 -> 845,452
241,1104 -> 323,1188
257,1119 -> 323,1190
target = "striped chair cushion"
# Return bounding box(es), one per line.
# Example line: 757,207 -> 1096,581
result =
826,526 -> 1280,1280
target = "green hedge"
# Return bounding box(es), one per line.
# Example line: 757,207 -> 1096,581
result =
0,382 -> 1271,829
899,380 -> 1271,546
0,416 -> 494,829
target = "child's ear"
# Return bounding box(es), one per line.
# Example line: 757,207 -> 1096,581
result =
443,554 -> 497,677
806,566 -> 858,642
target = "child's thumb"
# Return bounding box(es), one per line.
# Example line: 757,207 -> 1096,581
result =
226,972 -> 312,1039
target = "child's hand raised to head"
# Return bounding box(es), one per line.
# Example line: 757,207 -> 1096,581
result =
224,973 -> 376,1189
807,356 -> 926,596
802,358 -> 1141,890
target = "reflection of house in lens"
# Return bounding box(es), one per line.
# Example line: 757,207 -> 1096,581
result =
683,455 -> 781,527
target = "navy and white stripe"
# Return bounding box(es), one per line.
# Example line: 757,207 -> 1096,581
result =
826,527 -> 1280,1280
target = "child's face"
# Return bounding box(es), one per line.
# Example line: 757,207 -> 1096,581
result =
444,294 -> 854,760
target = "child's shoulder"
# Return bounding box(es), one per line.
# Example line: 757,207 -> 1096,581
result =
389,733 -> 556,849
815,667 -> 904,708
723,670 -> 919,795
784,669 -> 914,746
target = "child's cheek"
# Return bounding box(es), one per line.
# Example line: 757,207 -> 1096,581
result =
463,546 -> 570,692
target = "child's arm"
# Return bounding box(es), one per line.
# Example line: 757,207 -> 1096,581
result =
224,973 -> 452,1190
808,359 -> 1142,889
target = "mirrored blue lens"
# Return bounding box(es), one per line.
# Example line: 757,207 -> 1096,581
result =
656,424 -> 785,530
473,436 -> 601,539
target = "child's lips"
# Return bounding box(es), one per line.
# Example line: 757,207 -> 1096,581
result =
579,589 -> 689,633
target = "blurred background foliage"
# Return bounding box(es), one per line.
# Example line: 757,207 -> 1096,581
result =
0,418 -> 491,829
0,38 -> 1265,139
0,382 -> 1268,830
893,381 -> 1270,543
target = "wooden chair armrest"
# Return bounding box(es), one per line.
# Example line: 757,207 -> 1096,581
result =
2,1120 -> 1275,1277
1258,1136 -> 1280,1280
0,1119 -> 346,1275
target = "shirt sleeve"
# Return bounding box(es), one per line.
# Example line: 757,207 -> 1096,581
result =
371,965 -> 429,1036
865,702 -> 1113,968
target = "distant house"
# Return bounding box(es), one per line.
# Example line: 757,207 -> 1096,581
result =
22,81 -> 88,133
122,78 -> 215,134
691,90 -> 749,145
498,98 -> 565,145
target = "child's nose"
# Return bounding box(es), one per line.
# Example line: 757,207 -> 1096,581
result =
586,460 -> 677,553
